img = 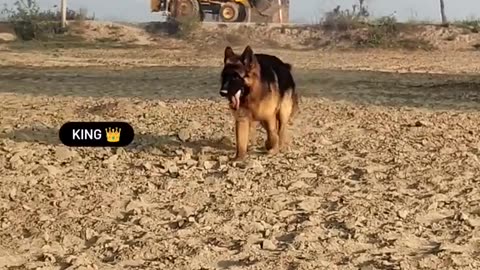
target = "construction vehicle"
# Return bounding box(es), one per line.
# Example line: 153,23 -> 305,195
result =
150,0 -> 289,23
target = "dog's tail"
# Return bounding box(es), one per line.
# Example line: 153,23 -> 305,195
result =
292,91 -> 299,117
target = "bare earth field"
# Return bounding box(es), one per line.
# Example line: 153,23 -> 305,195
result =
1,22 -> 480,270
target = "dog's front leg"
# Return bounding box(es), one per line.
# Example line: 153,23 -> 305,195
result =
234,117 -> 250,161
249,121 -> 258,148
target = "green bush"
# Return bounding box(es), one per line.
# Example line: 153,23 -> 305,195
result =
1,0 -> 94,41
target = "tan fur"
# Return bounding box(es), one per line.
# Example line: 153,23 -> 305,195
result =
226,48 -> 297,160
277,90 -> 294,149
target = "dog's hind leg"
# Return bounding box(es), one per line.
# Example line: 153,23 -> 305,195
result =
277,90 -> 295,151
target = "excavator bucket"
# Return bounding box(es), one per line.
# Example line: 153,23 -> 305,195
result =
251,0 -> 274,13
249,0 -> 285,20
259,2 -> 281,17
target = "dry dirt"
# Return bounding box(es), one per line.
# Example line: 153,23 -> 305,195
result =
1,21 -> 480,270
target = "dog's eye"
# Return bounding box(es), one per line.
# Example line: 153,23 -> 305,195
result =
234,74 -> 244,81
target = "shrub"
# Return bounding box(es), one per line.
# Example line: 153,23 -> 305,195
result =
1,0 -> 94,41
355,16 -> 399,48
321,1 -> 369,31
455,18 -> 480,33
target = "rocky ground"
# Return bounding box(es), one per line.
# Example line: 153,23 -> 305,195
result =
1,21 -> 480,270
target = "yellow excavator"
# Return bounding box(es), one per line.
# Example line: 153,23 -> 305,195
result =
150,0 -> 288,23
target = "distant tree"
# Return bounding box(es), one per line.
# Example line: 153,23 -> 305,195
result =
439,0 -> 448,25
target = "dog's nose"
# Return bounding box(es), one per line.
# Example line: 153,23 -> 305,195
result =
219,89 -> 228,97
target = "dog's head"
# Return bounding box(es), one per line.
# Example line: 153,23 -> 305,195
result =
219,45 -> 259,110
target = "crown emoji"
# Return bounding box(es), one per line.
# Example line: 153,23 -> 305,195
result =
105,127 -> 121,143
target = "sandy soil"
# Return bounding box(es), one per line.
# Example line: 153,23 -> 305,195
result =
1,22 -> 480,270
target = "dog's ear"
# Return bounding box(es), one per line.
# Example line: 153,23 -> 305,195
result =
224,46 -> 235,63
240,45 -> 257,71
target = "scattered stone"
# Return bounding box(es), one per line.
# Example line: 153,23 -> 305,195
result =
51,190 -> 62,198
9,188 -> 16,201
168,165 -> 179,174
415,120 -> 432,127
217,156 -> 229,163
9,153 -> 23,169
253,222 -> 265,232
103,154 -> 118,165
298,197 -> 320,212
182,151 -> 192,161
119,259 -> 146,267
143,161 -> 153,170
115,148 -> 127,156
186,159 -> 198,167
188,121 -> 202,130
162,161 -> 178,174
298,171 -> 317,179
203,160 -> 217,170
416,210 -> 454,224
398,210 -> 409,219
41,253 -> 56,263
364,165 -> 388,174
278,210 -> 295,218
44,165 -> 61,176
177,129 -> 190,142
177,205 -> 195,218
39,214 -> 53,221
288,180 -> 310,190
261,239 -> 276,250
59,201 -> 69,208
55,147 -> 76,161
125,200 -> 142,214
43,231 -> 50,242
247,160 -> 263,170
318,136 -> 332,145
84,228 -> 97,241
459,212 -> 480,227
226,168 -> 242,180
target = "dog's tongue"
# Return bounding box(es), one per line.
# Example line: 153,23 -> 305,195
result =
231,90 -> 241,110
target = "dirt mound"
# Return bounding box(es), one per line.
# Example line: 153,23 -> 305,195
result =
187,22 -> 480,51
4,19 -> 480,52
415,24 -> 480,50
0,22 -> 16,43
68,21 -> 157,45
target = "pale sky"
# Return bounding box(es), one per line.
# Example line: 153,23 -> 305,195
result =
1,0 -> 479,23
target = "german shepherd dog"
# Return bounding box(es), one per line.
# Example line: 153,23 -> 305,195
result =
219,45 -> 298,160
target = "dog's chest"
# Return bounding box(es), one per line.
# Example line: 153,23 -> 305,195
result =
243,96 -> 278,121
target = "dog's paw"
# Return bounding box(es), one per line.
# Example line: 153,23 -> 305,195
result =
231,153 -> 247,162
267,147 -> 279,156
265,138 -> 278,151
